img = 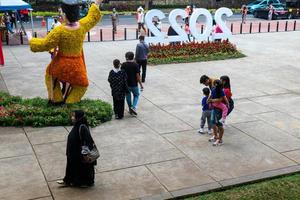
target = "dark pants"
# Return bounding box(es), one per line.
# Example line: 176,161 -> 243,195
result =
138,23 -> 146,32
228,98 -> 234,115
112,20 -> 117,32
137,59 -> 147,82
113,97 -> 125,118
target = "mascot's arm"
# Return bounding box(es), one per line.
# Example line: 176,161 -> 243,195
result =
79,3 -> 101,32
29,28 -> 60,52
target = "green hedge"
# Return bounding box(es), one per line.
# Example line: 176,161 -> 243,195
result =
0,92 -> 113,127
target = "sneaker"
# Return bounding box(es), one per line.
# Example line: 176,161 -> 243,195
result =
208,136 -> 216,142
207,129 -> 212,135
130,107 -> 137,115
198,128 -> 205,134
56,180 -> 69,187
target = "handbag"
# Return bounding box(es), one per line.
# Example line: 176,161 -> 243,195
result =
79,124 -> 100,163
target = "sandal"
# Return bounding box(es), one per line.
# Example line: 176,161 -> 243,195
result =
208,136 -> 216,142
212,139 -> 222,146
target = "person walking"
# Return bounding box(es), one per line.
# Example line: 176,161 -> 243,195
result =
111,8 -> 119,33
57,110 -> 97,187
241,5 -> 248,24
108,59 -> 128,119
135,35 -> 149,83
136,7 -> 146,33
3,13 -> 14,34
268,3 -> 274,20
121,52 -> 143,115
10,12 -> 17,29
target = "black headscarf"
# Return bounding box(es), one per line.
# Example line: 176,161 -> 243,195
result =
74,110 -> 88,127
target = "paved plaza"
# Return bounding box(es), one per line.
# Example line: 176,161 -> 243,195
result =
1,31 -> 300,200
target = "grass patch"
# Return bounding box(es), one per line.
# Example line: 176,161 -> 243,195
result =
148,41 -> 245,65
0,92 -> 112,127
185,173 -> 300,200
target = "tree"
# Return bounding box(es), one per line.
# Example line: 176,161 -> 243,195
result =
145,0 -> 149,10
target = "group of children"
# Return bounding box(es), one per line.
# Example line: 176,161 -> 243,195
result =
199,75 -> 234,146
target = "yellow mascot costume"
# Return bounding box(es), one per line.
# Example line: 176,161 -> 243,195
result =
29,0 -> 102,104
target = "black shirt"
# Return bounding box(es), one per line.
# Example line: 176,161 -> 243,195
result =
121,61 -> 140,87
108,69 -> 128,99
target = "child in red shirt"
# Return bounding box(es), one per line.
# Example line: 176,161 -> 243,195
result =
220,75 -> 234,115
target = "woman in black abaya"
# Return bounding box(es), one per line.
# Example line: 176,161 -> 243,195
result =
57,110 -> 96,187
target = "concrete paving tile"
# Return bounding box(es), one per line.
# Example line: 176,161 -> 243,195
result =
92,125 -> 159,148
282,150 -> 300,164
160,104 -> 202,129
139,192 -> 173,200
0,131 -> 32,159
24,127 -> 68,145
220,165 -> 300,187
0,155 -> 50,200
98,135 -> 185,172
35,197 -> 53,200
33,142 -> 66,181
251,93 -> 300,114
0,127 -> 25,134
234,99 -> 274,115
164,128 -> 295,181
147,158 -> 216,191
49,166 -> 169,200
256,111 -> 300,138
226,109 -> 258,124
290,112 -> 300,120
170,182 -> 222,198
91,117 -> 153,136
137,106 -> 193,134
233,121 -> 300,152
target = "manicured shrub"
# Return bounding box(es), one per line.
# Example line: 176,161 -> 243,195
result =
0,92 -> 113,127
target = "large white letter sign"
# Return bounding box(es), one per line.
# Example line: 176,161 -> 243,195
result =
167,9 -> 189,43
144,7 -> 233,44
144,9 -> 166,43
189,8 -> 213,41
214,7 -> 233,40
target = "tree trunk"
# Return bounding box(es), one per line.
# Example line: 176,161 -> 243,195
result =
145,0 -> 149,10
211,0 -> 216,8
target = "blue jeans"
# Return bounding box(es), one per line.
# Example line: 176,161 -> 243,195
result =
5,23 -> 14,34
126,86 -> 140,109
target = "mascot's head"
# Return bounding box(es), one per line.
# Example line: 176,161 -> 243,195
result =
61,0 -> 81,23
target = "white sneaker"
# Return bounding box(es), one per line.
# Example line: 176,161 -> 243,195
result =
207,129 -> 212,135
198,128 -> 205,134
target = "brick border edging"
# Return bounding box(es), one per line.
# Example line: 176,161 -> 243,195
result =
137,164 -> 300,200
